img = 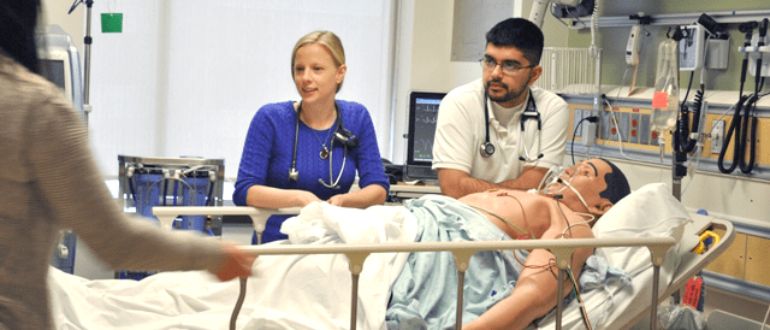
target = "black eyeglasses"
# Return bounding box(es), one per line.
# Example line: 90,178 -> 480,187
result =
479,56 -> 534,75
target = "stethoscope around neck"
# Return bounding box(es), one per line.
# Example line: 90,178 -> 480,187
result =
479,89 -> 543,161
288,102 -> 359,189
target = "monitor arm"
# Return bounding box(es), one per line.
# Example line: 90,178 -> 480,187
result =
529,0 -> 593,28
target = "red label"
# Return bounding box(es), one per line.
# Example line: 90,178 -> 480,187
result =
652,92 -> 669,108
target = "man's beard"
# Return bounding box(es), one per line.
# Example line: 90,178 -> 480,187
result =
485,79 -> 528,104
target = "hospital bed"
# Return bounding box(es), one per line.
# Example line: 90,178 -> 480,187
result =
49,183 -> 734,329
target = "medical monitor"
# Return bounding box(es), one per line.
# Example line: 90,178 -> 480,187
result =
37,25 -> 84,115
405,91 -> 445,181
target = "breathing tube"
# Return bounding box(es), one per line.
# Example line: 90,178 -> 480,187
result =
718,19 -> 767,174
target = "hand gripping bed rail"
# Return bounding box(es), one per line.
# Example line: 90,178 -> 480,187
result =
153,206 -> 676,330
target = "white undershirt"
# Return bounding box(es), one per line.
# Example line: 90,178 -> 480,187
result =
490,97 -> 526,128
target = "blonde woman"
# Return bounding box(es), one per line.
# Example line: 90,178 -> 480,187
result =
234,31 -> 389,243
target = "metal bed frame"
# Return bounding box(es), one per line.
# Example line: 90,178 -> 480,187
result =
153,205 -> 725,330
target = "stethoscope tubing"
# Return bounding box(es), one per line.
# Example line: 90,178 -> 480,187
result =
480,89 -> 543,161
289,102 -> 349,189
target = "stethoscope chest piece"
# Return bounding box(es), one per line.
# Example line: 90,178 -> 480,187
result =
288,167 -> 299,182
479,89 -> 542,161
288,101 -> 358,188
480,141 -> 496,157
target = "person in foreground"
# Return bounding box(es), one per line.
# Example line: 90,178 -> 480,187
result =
386,158 -> 631,329
233,30 -> 389,243
0,1 -> 253,329
432,18 -> 569,198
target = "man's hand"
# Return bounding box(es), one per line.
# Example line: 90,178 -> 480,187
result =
212,244 -> 256,281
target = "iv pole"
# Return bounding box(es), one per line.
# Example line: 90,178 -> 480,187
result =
67,0 -> 94,127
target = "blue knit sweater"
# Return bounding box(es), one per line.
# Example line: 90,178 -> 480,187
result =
234,100 -> 389,242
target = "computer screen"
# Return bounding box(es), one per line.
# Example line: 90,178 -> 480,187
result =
405,91 -> 445,180
40,59 -> 66,90
37,25 -> 83,114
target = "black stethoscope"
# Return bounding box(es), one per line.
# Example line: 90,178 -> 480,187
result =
289,102 -> 359,189
480,89 -> 543,161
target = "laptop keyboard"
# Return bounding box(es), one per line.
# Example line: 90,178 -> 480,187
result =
405,165 -> 437,181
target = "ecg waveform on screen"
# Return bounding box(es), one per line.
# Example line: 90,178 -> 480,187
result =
412,103 -> 440,162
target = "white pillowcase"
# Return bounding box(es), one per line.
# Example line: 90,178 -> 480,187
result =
592,182 -> 691,275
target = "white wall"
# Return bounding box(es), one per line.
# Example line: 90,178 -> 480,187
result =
45,0 -> 395,180
42,0 -> 84,52
605,157 -> 770,228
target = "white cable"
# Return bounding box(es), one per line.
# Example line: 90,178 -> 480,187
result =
681,143 -> 702,196
761,302 -> 770,330
604,98 -> 642,162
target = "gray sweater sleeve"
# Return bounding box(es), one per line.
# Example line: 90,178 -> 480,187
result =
25,83 -> 226,274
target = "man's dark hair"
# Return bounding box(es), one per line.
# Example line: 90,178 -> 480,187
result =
599,158 -> 631,205
0,0 -> 42,73
485,17 -> 544,65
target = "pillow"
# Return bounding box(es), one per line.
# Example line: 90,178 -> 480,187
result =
592,182 -> 691,274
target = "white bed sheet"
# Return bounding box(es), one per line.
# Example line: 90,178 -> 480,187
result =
51,203 -> 418,330
51,183 -> 700,330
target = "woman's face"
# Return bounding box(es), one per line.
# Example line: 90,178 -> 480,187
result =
292,43 -> 346,106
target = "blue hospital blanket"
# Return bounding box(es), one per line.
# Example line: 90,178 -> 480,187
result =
385,195 -> 522,329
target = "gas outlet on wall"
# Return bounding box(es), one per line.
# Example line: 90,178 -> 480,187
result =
711,120 -> 725,154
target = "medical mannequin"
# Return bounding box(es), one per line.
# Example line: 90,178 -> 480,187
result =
0,2 -> 253,329
233,31 -> 389,243
432,18 -> 569,198
387,158 -> 631,329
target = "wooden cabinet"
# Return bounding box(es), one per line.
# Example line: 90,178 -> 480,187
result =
706,232 -> 770,287
745,235 -> 770,286
705,231 -> 746,279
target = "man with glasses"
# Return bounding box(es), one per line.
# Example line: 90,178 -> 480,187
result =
432,18 -> 568,198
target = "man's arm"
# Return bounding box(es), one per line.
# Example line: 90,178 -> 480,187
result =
438,166 -> 547,198
463,224 -> 594,329
498,166 -> 548,191
437,168 -> 497,198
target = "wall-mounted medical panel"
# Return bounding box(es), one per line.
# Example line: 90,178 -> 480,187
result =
562,88 -> 770,179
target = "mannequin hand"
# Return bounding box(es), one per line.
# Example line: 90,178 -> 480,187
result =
327,193 -> 348,206
295,190 -> 321,207
213,244 -> 255,281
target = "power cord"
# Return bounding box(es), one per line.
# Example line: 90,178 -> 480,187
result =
571,115 -> 599,165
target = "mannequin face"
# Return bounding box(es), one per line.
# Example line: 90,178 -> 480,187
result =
544,159 -> 613,216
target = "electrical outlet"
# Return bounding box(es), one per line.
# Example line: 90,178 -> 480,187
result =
711,120 -> 725,154
581,110 -> 597,146
640,114 -> 651,145
573,109 -> 584,137
618,112 -> 630,142
600,110 -> 609,140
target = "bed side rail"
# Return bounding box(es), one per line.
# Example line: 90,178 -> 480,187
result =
153,206 -> 676,330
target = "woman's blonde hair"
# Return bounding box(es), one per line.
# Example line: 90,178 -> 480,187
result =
291,30 -> 346,92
